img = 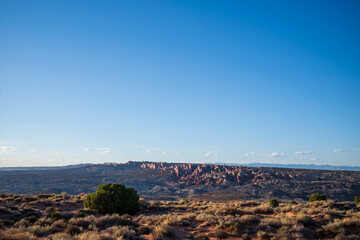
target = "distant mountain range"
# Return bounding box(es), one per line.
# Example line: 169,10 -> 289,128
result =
0,164 -> 89,170
1,162 -> 359,171
210,162 -> 360,171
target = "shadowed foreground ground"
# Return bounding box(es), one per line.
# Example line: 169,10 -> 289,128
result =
0,193 -> 359,240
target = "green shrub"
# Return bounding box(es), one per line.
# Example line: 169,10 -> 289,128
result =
84,183 -> 139,215
309,193 -> 327,202
290,200 -> 298,205
77,211 -> 85,218
51,211 -> 61,220
354,196 -> 360,204
269,197 -> 279,207
61,192 -> 67,199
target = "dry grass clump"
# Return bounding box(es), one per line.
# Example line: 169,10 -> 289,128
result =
251,204 -> 274,214
194,234 -> 210,240
113,226 -> 139,239
215,216 -> 241,235
27,225 -> 51,237
322,219 -> 343,234
14,218 -> 31,229
307,208 -> 321,215
275,204 -> 292,213
214,206 -> 240,216
307,200 -> 330,208
277,224 -> 309,240
342,216 -> 360,227
171,215 -> 192,226
239,214 -> 260,225
77,231 -> 113,240
0,228 -> 34,240
52,232 -> 73,240
296,213 -> 313,226
64,225 -> 81,236
136,225 -> 151,235
52,219 -> 67,232
195,212 -> 218,225
334,233 -> 360,240
327,208 -> 345,217
214,229 -> 228,239
259,217 -> 282,229
96,214 -> 136,229
34,217 -> 53,226
69,217 -> 91,228
0,206 -> 13,215
256,230 -> 269,239
153,223 -> 173,239
138,213 -> 169,226
100,225 -> 140,239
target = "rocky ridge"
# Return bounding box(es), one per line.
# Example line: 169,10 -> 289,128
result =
0,161 -> 359,201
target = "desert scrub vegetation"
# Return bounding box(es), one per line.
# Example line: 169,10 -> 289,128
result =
269,197 -> 279,207
309,192 -> 327,202
1,193 -> 360,239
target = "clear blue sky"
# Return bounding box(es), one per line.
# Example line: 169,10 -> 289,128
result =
1,0 -> 359,167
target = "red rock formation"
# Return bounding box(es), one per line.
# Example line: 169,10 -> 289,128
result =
126,161 -> 276,185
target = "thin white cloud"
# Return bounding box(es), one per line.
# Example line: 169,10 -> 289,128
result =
101,149 -> 112,154
0,146 -> 16,154
265,152 -> 285,158
29,149 -> 37,153
244,151 -> 257,156
310,157 -> 319,161
83,147 -> 112,154
205,152 -> 219,157
161,150 -> 179,155
297,156 -> 306,160
333,149 -> 345,152
146,148 -> 161,153
295,151 -> 312,155
133,145 -> 145,148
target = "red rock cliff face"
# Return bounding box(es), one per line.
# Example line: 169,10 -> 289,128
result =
126,161 -> 279,185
